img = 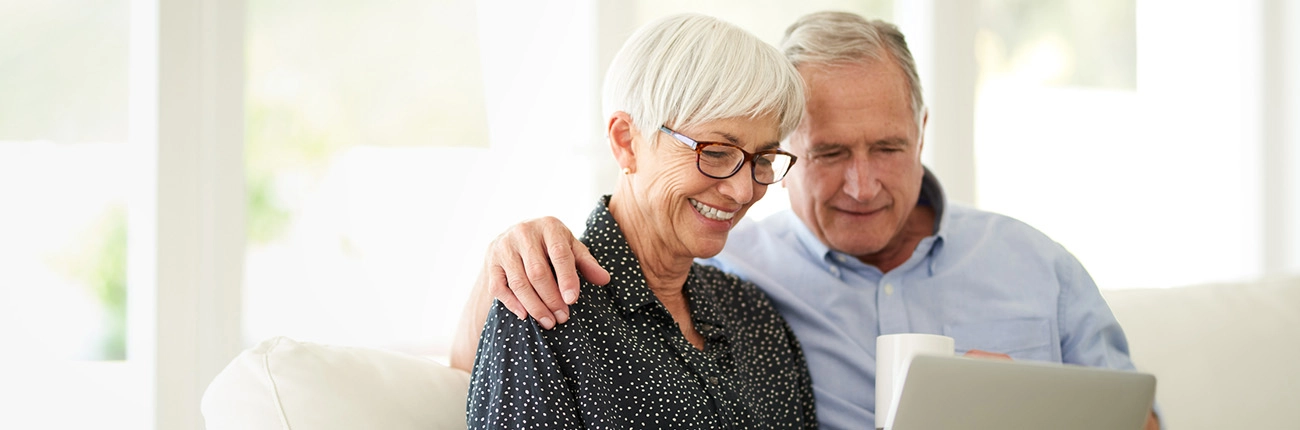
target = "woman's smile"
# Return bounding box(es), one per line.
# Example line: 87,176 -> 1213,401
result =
689,198 -> 737,221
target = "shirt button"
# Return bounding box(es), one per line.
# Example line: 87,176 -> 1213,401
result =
708,376 -> 719,385
884,283 -> 895,295
836,255 -> 848,263
829,266 -> 840,276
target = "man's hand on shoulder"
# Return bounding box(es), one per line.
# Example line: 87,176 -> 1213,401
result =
485,216 -> 610,329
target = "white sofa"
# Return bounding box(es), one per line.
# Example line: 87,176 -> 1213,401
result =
1101,275 -> 1300,429
202,276 -> 1300,429
201,337 -> 471,430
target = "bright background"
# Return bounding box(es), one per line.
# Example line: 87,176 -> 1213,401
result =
1,0 -> 1297,428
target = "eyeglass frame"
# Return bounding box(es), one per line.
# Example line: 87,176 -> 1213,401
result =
658,125 -> 798,185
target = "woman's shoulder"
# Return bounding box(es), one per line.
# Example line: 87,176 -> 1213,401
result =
689,262 -> 805,364
690,263 -> 780,314
483,279 -> 614,333
691,262 -> 752,289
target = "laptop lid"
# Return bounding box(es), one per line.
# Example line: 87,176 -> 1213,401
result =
890,355 -> 1156,430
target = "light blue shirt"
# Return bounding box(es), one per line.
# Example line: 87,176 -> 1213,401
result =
703,169 -> 1150,430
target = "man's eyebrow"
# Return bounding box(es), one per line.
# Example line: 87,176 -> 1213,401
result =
808,142 -> 849,152
758,141 -> 782,151
877,137 -> 911,147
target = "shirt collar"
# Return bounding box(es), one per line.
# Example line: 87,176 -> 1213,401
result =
581,196 -> 726,328
582,196 -> 658,315
788,166 -> 951,272
919,167 -> 948,237
685,266 -> 726,329
789,212 -> 833,268
918,167 -> 949,275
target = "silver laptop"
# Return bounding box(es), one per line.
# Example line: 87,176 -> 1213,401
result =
890,355 -> 1156,430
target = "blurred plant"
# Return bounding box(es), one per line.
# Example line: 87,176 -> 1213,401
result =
242,0 -> 492,245
244,101 -> 345,244
55,204 -> 127,360
977,0 -> 1136,89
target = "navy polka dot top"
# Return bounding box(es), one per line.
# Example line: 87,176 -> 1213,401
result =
467,196 -> 818,429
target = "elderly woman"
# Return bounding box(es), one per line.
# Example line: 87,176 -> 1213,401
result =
466,13 -> 815,429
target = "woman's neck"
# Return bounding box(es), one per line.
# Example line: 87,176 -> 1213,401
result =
607,190 -> 693,302
609,187 -> 705,350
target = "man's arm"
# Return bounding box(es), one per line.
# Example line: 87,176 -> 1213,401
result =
448,217 -> 610,372
1053,250 -> 1162,429
449,265 -> 496,372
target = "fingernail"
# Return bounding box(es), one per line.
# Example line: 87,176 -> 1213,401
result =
554,310 -> 568,323
539,317 -> 554,329
562,290 -> 577,304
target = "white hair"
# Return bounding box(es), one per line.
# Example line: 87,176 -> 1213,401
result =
782,11 -> 926,129
603,13 -> 805,144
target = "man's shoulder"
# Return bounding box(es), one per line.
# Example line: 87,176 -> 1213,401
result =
725,210 -> 804,252
944,204 -> 1065,252
710,211 -> 811,271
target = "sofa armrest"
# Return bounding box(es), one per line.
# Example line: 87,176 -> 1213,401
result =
1102,276 -> 1300,430
201,337 -> 470,430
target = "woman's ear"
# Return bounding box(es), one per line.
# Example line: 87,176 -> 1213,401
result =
607,111 -> 638,174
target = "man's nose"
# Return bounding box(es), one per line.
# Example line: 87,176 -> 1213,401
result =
843,156 -> 881,202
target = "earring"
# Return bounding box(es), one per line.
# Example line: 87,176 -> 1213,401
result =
621,167 -> 632,175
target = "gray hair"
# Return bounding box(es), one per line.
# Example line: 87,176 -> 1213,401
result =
781,11 -> 925,128
603,13 -> 805,144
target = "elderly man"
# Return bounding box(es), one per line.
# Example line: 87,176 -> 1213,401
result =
451,11 -> 1159,430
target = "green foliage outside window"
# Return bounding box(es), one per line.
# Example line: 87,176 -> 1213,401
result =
56,205 -> 127,360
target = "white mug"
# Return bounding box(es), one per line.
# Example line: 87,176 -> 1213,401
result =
875,333 -> 955,430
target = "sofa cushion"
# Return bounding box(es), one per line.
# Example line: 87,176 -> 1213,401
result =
1102,276 -> 1300,430
201,336 -> 469,430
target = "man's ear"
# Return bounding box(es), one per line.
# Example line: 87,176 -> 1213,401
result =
607,111 -> 638,174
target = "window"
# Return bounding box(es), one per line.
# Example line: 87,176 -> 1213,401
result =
0,0 -> 146,427
242,0 -> 608,359
239,1 -> 899,358
972,0 -> 1269,288
242,0 -> 493,356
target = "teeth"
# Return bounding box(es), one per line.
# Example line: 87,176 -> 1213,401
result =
689,198 -> 736,221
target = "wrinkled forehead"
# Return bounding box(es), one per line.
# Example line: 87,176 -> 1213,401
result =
674,115 -> 785,151
798,60 -> 918,126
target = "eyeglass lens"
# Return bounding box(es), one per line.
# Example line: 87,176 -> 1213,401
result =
697,144 -> 794,184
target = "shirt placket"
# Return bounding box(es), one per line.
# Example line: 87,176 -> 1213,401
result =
702,324 -> 743,425
654,308 -> 738,429
867,237 -> 939,335
877,270 -> 908,334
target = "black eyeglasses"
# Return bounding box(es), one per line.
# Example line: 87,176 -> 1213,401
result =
659,126 -> 797,185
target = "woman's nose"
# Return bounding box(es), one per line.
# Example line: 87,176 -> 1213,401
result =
719,164 -> 756,204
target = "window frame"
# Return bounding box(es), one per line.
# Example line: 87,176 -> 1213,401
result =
127,0 -> 245,428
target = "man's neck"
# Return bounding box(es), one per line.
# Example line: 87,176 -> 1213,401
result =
856,204 -> 936,273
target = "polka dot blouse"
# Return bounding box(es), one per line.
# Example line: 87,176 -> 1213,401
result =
467,196 -> 818,429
